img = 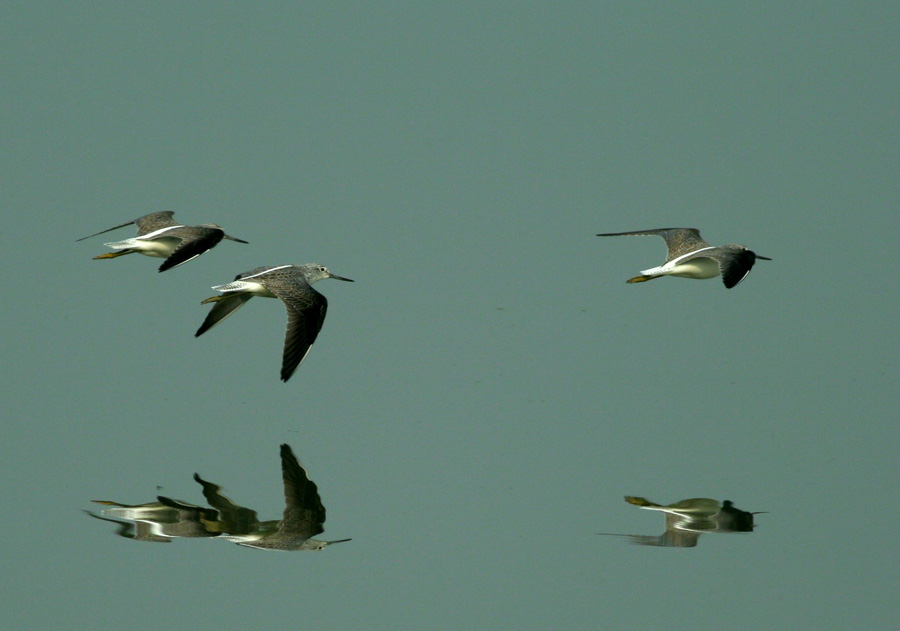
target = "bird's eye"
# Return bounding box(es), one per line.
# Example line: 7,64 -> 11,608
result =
319,266 -> 327,272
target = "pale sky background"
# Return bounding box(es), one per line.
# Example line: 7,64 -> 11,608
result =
2,2 -> 898,630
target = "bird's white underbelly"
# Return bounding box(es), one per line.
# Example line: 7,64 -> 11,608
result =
104,236 -> 180,258
642,257 -> 720,279
212,279 -> 278,297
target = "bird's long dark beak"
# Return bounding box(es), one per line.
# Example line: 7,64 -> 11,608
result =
757,255 -> 772,260
329,274 -> 354,282
328,538 -> 353,544
224,234 -> 249,244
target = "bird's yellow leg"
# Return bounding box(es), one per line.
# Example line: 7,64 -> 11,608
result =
625,496 -> 660,507
93,251 -> 131,260
200,295 -> 226,304
625,275 -> 655,284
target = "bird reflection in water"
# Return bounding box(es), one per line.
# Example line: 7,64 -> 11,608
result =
83,499 -> 219,542
85,444 -> 350,551
599,496 -> 763,548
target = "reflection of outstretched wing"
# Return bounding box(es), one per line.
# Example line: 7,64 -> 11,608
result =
154,496 -> 220,522
84,510 -> 174,542
277,443 -> 326,539
191,473 -> 260,535
85,500 -> 209,542
629,527 -> 701,548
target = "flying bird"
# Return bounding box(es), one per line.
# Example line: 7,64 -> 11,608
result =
88,445 -> 350,551
598,496 -> 763,547
158,444 -> 351,551
77,211 -> 248,272
597,228 -> 771,288
195,264 -> 353,382
216,443 -> 350,551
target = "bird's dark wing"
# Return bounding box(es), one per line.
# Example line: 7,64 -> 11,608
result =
77,211 -> 180,242
706,247 -> 758,288
134,211 -> 179,234
157,226 -> 225,272
598,228 -> 709,261
76,219 -> 137,242
195,294 -> 254,337
266,275 -> 328,382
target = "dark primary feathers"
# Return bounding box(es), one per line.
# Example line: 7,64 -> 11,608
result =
194,294 -> 253,337
717,246 -> 761,288
269,279 -> 329,382
278,443 -> 327,540
156,225 -> 227,272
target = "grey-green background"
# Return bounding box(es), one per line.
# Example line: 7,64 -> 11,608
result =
3,2 -> 897,630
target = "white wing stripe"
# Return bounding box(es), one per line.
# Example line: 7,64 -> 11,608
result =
240,265 -> 293,280
669,245 -> 716,266
136,225 -> 185,240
